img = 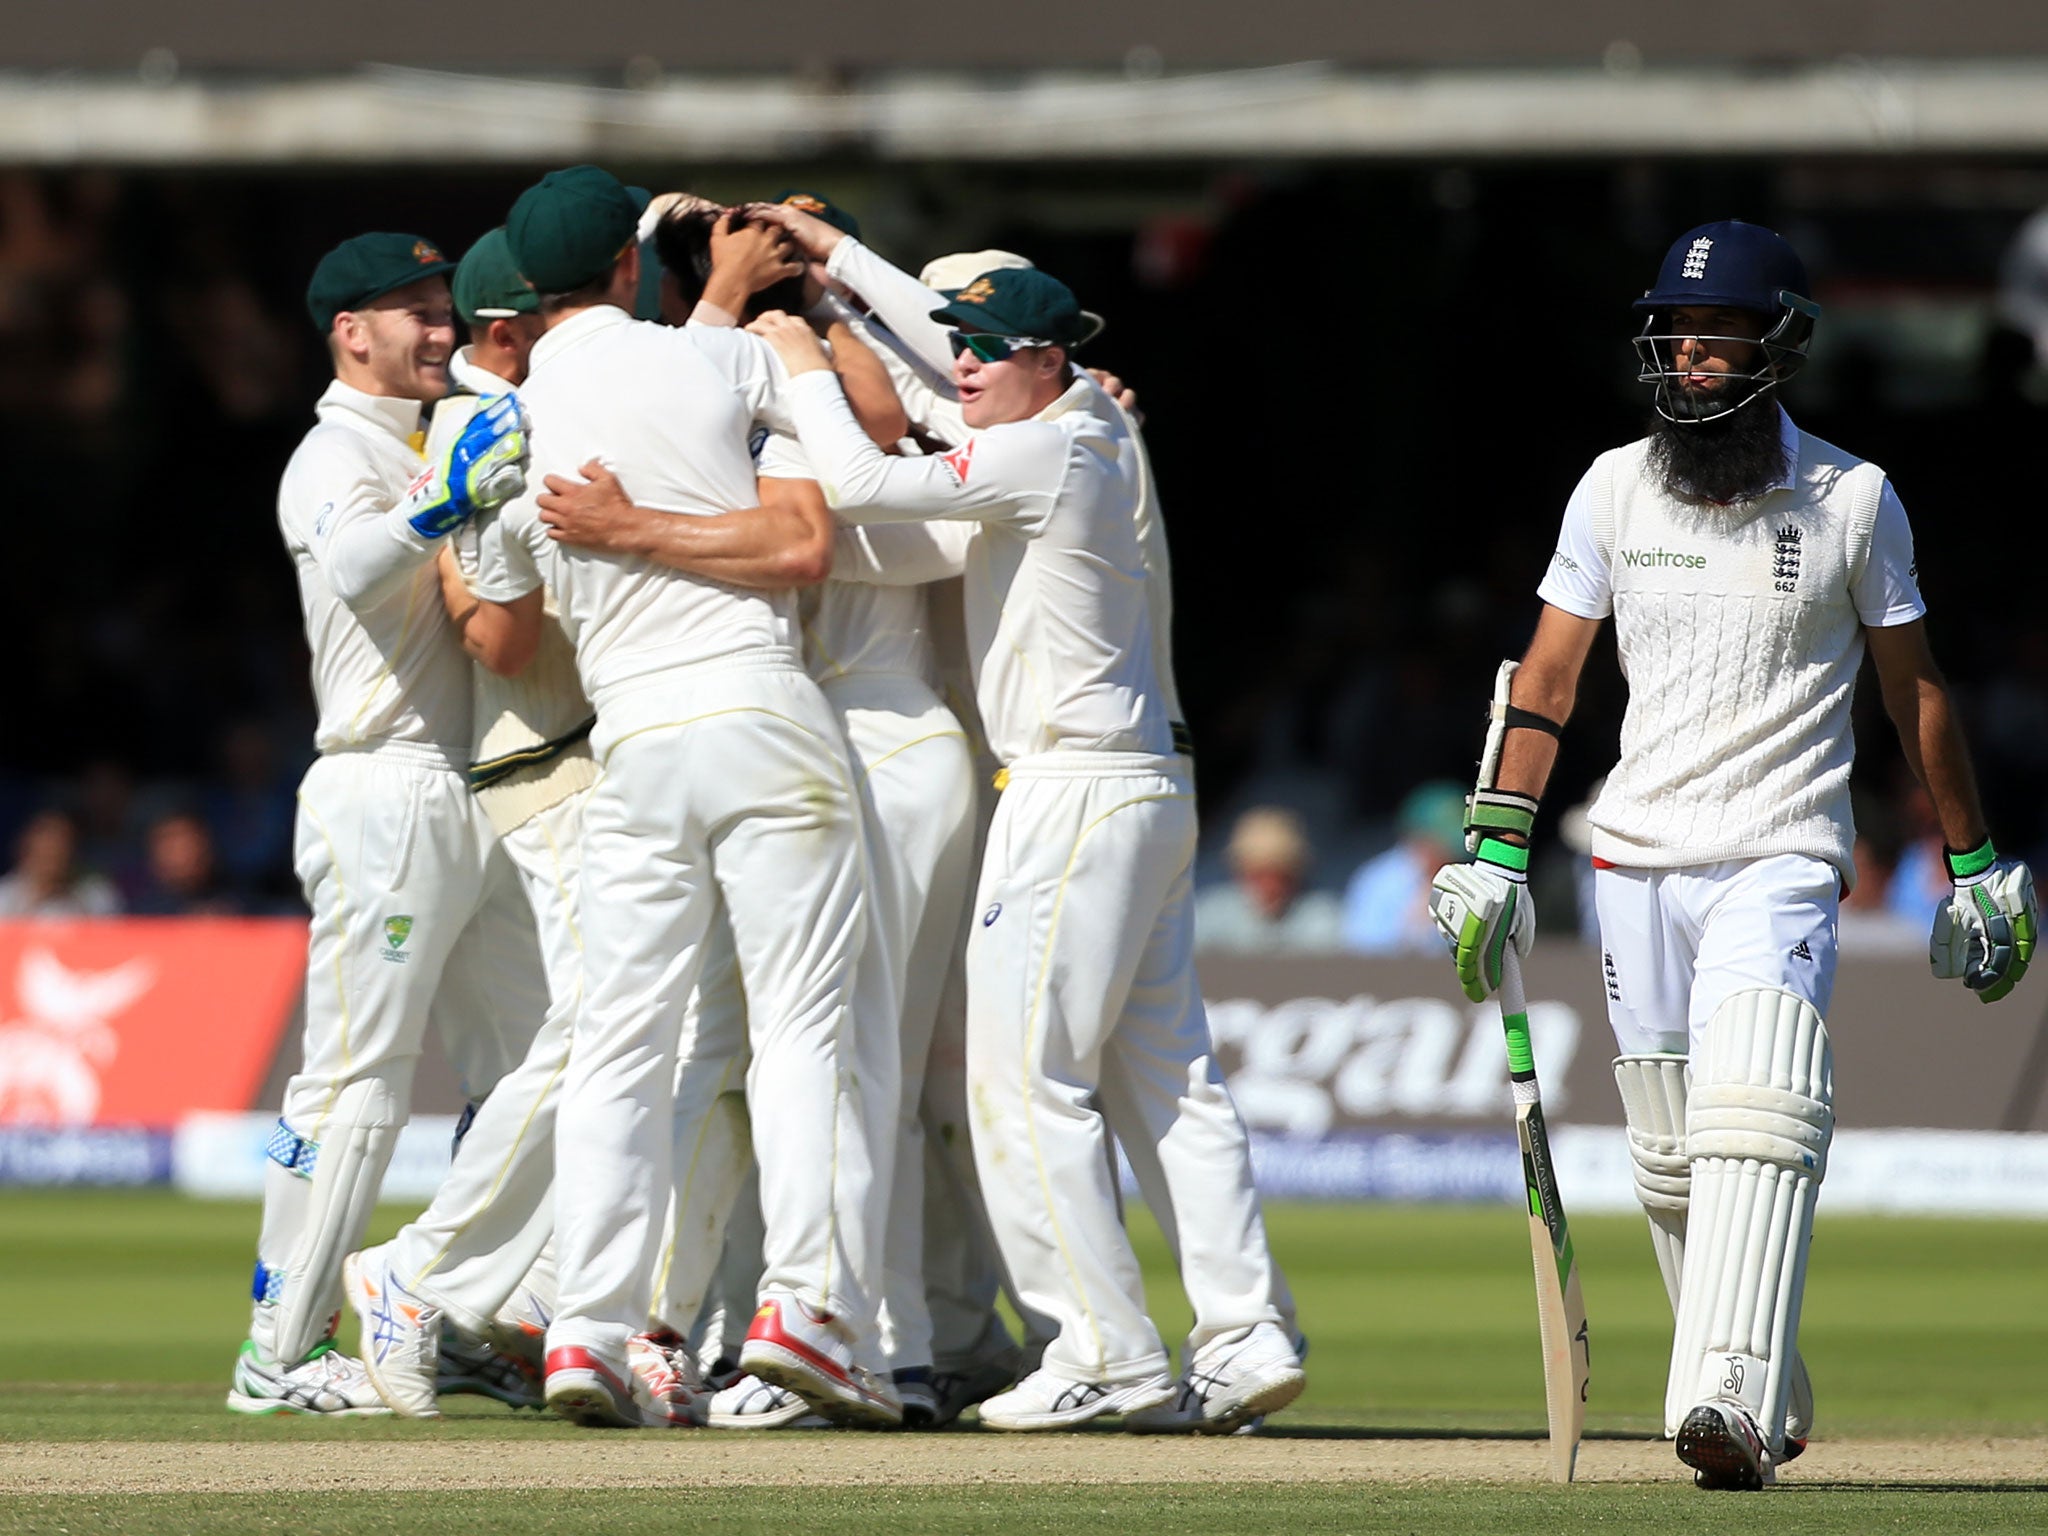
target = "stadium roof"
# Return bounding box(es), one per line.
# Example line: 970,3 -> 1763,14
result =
7,0 -> 2048,73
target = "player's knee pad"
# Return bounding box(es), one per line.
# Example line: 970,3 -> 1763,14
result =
1613,1053 -> 1689,1316
1613,1053 -> 1690,1215
1666,990 -> 1832,1450
273,1074 -> 405,1363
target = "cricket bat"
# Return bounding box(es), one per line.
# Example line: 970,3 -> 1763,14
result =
1499,946 -> 1589,1482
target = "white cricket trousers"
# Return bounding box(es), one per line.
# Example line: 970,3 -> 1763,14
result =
550,655 -> 876,1360
254,744 -> 548,1360
650,670 -> 973,1370
385,790 -> 587,1334
968,752 -> 1283,1381
1593,853 -> 1841,1056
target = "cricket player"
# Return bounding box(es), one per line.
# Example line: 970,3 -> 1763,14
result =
233,232 -> 533,1415
340,227 -> 642,1421
746,266 -> 1305,1433
761,217 -> 1310,1424
469,166 -> 895,1429
1428,220 -> 2037,1489
537,200 -> 977,1427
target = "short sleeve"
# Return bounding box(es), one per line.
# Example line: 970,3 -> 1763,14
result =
1850,480 -> 1926,628
473,503 -> 543,603
1534,465 -> 1614,620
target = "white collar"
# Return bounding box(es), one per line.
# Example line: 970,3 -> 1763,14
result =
1035,375 -> 1098,423
315,378 -> 424,443
1765,403 -> 1800,495
451,345 -> 517,395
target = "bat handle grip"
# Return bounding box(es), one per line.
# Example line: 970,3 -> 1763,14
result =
1499,946 -> 1535,1084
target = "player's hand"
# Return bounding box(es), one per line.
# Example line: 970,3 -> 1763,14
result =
751,201 -> 847,261
1087,368 -> 1142,422
748,310 -> 833,375
538,459 -> 646,552
1429,840 -> 1536,1004
400,392 -> 528,538
1931,841 -> 2038,1003
710,211 -> 804,297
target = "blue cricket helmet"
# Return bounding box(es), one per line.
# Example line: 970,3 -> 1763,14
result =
1632,219 -> 1821,423
1635,219 -> 1811,316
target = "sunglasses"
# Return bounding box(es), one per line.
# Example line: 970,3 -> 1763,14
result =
947,331 -> 1057,363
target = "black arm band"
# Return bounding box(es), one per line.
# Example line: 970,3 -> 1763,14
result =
1502,704 -> 1564,739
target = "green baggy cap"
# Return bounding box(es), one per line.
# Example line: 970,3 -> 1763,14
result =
928,266 -> 1102,348
306,232 -> 455,332
453,227 -> 539,323
507,165 -> 646,293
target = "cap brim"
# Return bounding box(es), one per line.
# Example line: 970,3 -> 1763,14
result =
1633,290 -> 1773,314
928,302 -> 1096,348
1075,310 -> 1106,346
625,186 -> 653,213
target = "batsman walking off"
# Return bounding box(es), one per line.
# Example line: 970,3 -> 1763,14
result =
1429,219 -> 2038,1490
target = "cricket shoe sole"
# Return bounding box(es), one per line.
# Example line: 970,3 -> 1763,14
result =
741,1299 -> 900,1429
1676,1400 -> 1774,1490
545,1346 -> 639,1428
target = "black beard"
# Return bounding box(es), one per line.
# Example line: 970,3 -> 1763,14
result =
1647,388 -> 1788,505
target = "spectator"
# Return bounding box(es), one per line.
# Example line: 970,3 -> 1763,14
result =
0,809 -> 121,917
1341,781 -> 1468,953
1193,807 -> 1343,953
129,811 -> 241,916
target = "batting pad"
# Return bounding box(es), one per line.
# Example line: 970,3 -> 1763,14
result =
1666,990 -> 1832,1450
273,1075 -> 404,1364
1613,1053 -> 1689,1315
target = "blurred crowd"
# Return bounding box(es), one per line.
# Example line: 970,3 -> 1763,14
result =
4,165 -> 2047,935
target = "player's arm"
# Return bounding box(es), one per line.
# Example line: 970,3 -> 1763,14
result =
435,541 -> 542,675
536,460 -> 833,589
750,313 -> 1034,526
1868,620 -> 2036,1001
825,317 -> 911,448
1496,605 -> 1604,813
832,520 -> 974,586
306,398 -> 531,611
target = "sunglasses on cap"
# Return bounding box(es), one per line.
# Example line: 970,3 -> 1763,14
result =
948,331 -> 1058,363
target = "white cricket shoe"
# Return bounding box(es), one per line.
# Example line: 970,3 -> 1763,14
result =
1676,1398 -> 1775,1490
1124,1322 -> 1307,1435
226,1338 -> 392,1417
342,1246 -> 443,1418
545,1343 -> 639,1427
628,1329 -> 709,1427
708,1373 -> 831,1429
978,1367 -> 1177,1431
740,1293 -> 901,1428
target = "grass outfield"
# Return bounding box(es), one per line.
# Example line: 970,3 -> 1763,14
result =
2,1193 -> 2046,1533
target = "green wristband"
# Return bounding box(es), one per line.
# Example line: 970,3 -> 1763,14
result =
1475,837 -> 1530,875
1945,839 -> 1998,882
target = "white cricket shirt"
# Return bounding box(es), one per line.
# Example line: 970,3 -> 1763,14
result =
788,369 -> 1171,765
474,306 -> 802,708
443,351 -> 598,833
1536,408 -> 1925,882
277,380 -> 471,757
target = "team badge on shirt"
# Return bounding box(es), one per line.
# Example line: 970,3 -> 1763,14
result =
939,441 -> 975,486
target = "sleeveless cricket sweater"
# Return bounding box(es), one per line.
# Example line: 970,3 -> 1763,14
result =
1584,427 -> 1887,885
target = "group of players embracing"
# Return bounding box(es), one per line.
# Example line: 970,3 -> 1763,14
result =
234,166 -> 1307,1439
234,165 -> 2036,1484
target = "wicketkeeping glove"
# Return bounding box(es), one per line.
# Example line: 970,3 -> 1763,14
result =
399,392 -> 530,539
1931,839 -> 2038,1004
1429,837 -> 1536,1004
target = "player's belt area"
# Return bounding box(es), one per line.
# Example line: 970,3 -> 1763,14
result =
468,716 -> 598,792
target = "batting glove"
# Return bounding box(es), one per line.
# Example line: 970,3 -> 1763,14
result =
400,393 -> 530,539
1931,839 -> 2038,1004
1428,838 -> 1536,1004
